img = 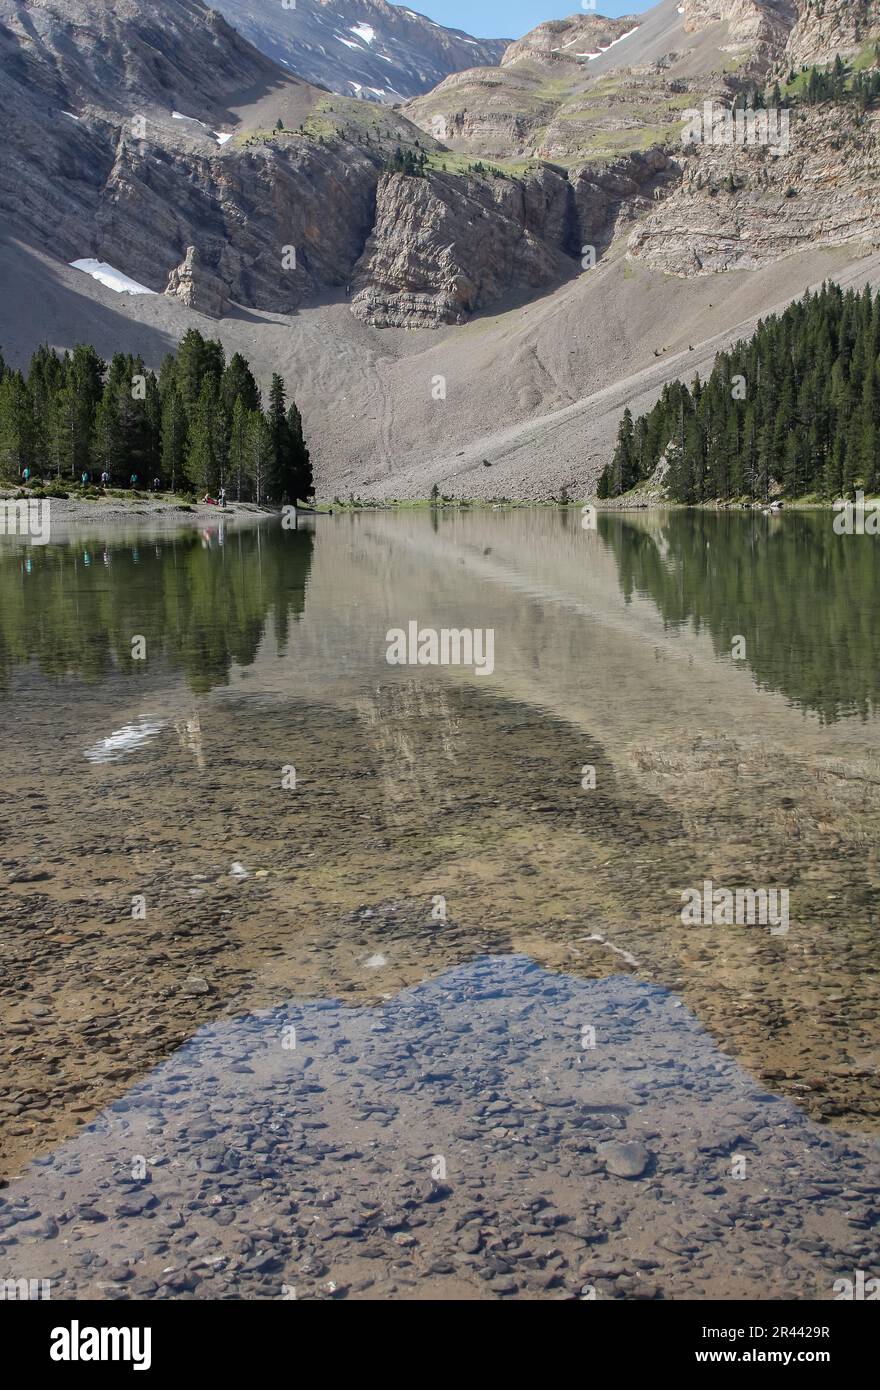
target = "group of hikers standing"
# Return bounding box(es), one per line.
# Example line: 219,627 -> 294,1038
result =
19,466 -> 228,507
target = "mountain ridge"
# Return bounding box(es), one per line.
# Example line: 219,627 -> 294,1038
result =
212,0 -> 508,102
1,0 -> 880,500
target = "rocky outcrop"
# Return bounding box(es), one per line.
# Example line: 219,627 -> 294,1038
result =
500,15 -> 639,69
785,0 -> 880,66
683,0 -> 798,53
352,152 -> 677,327
164,246 -> 230,318
351,168 -> 572,327
627,106 -> 880,274
0,0 -> 387,311
573,149 -> 677,243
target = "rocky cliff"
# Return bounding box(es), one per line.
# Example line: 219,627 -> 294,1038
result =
628,105 -> 880,274
351,150 -> 673,326
0,0 -> 678,330
682,0 -> 798,55
785,0 -> 880,66
0,0 -> 424,313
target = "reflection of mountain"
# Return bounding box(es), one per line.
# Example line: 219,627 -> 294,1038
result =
4,957 -> 878,1301
601,511 -> 880,724
0,523 -> 314,695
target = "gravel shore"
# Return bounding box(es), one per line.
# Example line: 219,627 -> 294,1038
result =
0,493 -> 276,536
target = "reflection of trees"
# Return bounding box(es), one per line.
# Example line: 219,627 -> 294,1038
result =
600,511 -> 880,724
0,524 -> 314,695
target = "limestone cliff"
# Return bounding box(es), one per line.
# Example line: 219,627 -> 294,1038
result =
352,152 -> 674,327
628,106 -> 880,274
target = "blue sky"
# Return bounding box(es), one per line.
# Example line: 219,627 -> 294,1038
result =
401,0 -> 657,42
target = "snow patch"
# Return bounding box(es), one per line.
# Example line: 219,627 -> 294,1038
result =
338,36 -> 361,50
70,259 -> 157,296
214,132 -> 234,146
350,23 -> 375,44
172,111 -> 208,126
61,111 -> 80,121
584,26 -> 640,61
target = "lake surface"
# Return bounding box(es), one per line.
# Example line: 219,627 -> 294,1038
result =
1,508 -> 879,1300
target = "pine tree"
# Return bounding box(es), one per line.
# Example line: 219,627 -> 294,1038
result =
611,408 -> 637,495
266,374 -> 291,502
229,397 -> 249,501
91,388 -> 123,480
187,378 -> 222,493
161,388 -> 188,493
246,410 -> 273,505
286,399 -> 313,500
221,353 -> 261,417
65,344 -> 104,477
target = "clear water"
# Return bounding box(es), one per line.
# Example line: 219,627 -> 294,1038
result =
1,509 -> 878,1298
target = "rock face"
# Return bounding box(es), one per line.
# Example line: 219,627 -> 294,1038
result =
1,0 -> 879,336
683,0 -> 798,55
628,106 -> 880,275
165,247 -> 230,318
351,167 -> 574,327
0,0 -> 394,310
682,0 -> 880,69
352,152 -> 676,327
213,0 -> 508,102
785,0 -> 880,66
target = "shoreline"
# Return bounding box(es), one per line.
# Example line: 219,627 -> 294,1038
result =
0,492 -> 861,537
0,493 -> 281,537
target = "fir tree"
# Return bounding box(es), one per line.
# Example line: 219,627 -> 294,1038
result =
161,388 -> 188,493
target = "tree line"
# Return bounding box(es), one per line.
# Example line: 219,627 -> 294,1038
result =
0,330 -> 313,503
599,282 -> 880,504
791,52 -> 880,109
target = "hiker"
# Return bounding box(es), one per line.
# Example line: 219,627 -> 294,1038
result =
21,466 -> 30,484
153,476 -> 161,493
219,486 -> 227,509
81,470 -> 89,486
100,471 -> 109,488
202,492 -> 216,506
130,473 -> 139,490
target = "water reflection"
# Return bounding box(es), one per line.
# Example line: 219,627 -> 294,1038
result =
0,522 -> 314,694
3,958 -> 877,1301
600,510 -> 880,723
